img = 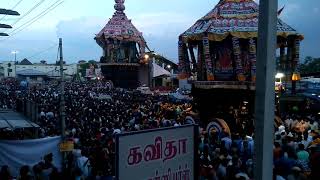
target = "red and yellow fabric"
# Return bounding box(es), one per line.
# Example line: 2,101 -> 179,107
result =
203,36 -> 214,81
248,38 -> 256,82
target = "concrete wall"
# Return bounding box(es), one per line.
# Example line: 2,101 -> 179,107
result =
0,61 -> 78,77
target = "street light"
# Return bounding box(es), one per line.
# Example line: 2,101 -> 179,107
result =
0,24 -> 12,29
291,72 -> 301,94
167,64 -> 171,69
11,51 -> 19,77
275,72 -> 284,79
0,9 -> 20,16
11,50 -> 19,61
0,33 -> 9,36
144,54 -> 150,60
291,72 -> 301,81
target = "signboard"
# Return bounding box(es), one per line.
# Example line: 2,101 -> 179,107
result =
59,141 -> 74,152
116,125 -> 197,180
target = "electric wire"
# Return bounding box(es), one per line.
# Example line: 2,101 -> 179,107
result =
25,43 -> 58,60
10,0 -> 63,35
9,0 -> 47,27
0,0 -> 64,41
0,0 -> 25,22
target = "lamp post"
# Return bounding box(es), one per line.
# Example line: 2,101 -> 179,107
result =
11,51 -> 19,77
11,50 -> 19,62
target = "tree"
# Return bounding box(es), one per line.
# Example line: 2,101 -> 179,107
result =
78,60 -> 98,77
299,56 -> 320,75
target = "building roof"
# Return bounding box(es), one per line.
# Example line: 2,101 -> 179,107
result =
147,53 -> 178,69
16,69 -> 47,76
19,58 -> 33,65
180,0 -> 303,42
0,110 -> 39,130
95,0 -> 145,46
46,69 -> 60,77
153,63 -> 171,78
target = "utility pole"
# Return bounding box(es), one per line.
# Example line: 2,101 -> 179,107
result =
254,0 -> 277,180
59,38 -> 66,139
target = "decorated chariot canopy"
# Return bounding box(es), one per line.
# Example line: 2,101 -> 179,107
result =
179,0 -> 303,84
95,0 -> 147,64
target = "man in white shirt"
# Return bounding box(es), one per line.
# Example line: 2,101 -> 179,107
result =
75,150 -> 90,178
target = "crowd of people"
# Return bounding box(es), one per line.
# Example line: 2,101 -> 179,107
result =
0,78 -> 320,180
197,114 -> 320,180
0,79 -> 196,179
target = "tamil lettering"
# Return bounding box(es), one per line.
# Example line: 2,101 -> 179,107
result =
127,137 -> 188,166
127,146 -> 142,165
148,164 -> 191,180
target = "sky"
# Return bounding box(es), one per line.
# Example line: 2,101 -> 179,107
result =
0,0 -> 319,64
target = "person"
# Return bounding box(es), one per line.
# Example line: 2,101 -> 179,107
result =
0,165 -> 13,180
274,142 -> 282,161
41,153 -> 56,180
221,134 -> 232,151
274,150 -> 296,178
296,144 -> 309,162
216,157 -> 228,180
75,150 -> 90,178
17,165 -> 33,180
287,166 -> 307,180
310,145 -> 320,180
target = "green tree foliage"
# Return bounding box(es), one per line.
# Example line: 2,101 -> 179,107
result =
299,56 -> 320,75
79,60 -> 98,77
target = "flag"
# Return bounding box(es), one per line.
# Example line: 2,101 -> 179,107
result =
278,6 -> 285,16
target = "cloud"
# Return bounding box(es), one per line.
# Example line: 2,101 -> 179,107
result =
131,12 -> 196,61
1,0 -> 319,64
54,12 -> 196,63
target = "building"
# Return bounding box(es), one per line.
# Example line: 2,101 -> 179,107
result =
146,53 -> 179,88
0,59 -> 78,80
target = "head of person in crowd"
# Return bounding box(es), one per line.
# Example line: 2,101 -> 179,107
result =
0,165 -> 12,180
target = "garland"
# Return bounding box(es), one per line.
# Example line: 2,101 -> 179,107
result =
293,39 -> 300,71
232,36 -> 245,81
203,36 -> 214,81
248,38 -> 257,82
183,42 -> 191,75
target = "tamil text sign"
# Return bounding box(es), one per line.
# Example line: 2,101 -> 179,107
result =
116,125 -> 196,180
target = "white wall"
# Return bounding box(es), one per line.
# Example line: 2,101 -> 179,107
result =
0,61 -> 15,77
0,62 -> 78,77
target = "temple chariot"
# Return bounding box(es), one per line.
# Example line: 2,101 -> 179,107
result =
95,0 -> 151,88
178,0 -> 303,135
